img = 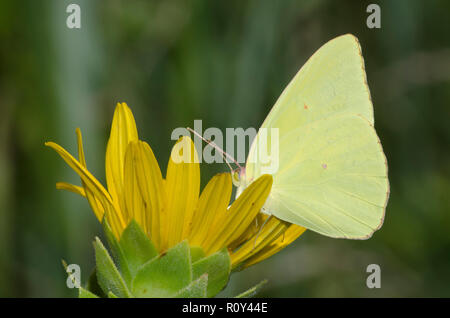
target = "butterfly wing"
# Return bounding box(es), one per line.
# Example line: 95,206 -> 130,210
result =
243,34 -> 389,239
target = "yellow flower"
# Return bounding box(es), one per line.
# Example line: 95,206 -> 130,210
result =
45,102 -> 306,268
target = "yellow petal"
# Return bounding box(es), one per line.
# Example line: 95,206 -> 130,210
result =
76,128 -> 87,166
123,142 -> 141,227
228,213 -> 267,251
45,141 -> 124,237
241,224 -> 306,269
56,182 -> 86,196
188,173 -> 232,247
164,136 -> 200,249
76,128 -> 105,221
203,174 -> 273,255
105,102 -> 138,217
124,140 -> 166,249
230,216 -> 289,266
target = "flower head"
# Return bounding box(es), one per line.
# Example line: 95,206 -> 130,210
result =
46,102 -> 305,269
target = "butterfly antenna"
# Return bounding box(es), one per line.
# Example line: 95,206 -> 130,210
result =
187,127 -> 242,173
252,215 -> 273,250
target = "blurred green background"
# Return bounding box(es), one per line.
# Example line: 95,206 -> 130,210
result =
0,0 -> 449,297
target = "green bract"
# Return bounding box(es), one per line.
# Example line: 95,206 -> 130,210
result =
70,220 -> 265,298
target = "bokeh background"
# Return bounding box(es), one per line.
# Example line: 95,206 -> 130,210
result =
0,0 -> 449,297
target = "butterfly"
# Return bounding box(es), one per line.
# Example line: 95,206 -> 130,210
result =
234,34 -> 389,239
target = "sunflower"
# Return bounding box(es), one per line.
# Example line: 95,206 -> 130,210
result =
45,102 -> 306,269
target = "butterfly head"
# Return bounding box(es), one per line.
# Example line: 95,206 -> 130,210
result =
232,167 -> 246,187
233,167 -> 250,200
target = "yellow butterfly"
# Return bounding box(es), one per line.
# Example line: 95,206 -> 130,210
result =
235,34 -> 389,239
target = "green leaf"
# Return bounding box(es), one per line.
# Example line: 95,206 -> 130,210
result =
119,219 -> 158,278
190,246 -> 206,263
192,248 -> 230,297
108,291 -> 118,298
86,267 -> 106,298
132,241 -> 192,297
235,279 -> 268,298
94,237 -> 132,298
79,287 -> 99,298
174,274 -> 208,298
102,218 -> 132,285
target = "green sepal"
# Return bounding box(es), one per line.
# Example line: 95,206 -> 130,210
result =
174,274 -> 208,298
119,219 -> 158,278
101,218 -> 132,285
86,267 -> 106,298
61,259 -> 69,271
108,291 -> 118,298
74,221 -> 236,298
192,248 -> 230,297
94,237 -> 132,298
131,240 -> 192,297
235,279 -> 267,298
79,287 -> 99,298
190,246 -> 206,263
